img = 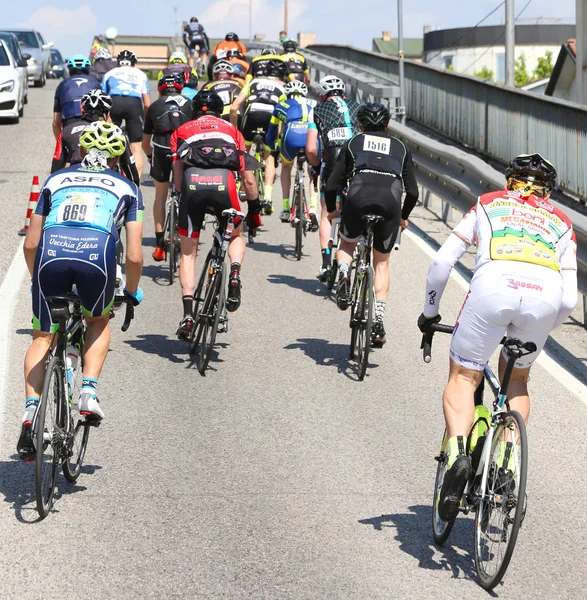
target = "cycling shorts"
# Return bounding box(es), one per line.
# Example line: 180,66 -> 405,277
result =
150,146 -> 172,183
242,106 -> 274,144
340,172 -> 402,254
189,39 -> 207,54
450,261 -> 563,371
280,122 -> 309,163
178,168 -> 240,239
110,96 -> 144,143
320,146 -> 342,188
32,227 -> 116,332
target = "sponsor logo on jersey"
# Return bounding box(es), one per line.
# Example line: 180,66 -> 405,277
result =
59,175 -> 116,187
506,278 -> 544,292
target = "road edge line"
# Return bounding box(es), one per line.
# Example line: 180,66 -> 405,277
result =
403,228 -> 586,403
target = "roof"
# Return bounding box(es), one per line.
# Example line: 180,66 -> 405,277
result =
372,38 -> 422,58
545,40 -> 576,96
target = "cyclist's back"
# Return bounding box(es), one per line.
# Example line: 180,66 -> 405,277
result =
240,75 -> 286,142
89,48 -> 117,83
246,51 -> 285,82
54,64 -> 100,124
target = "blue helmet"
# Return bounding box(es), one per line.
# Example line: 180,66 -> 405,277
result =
67,54 -> 91,71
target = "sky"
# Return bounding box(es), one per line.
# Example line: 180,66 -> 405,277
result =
1,0 -> 577,58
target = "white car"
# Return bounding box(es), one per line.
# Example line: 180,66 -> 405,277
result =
0,40 -> 26,123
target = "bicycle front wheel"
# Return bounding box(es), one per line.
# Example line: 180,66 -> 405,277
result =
474,410 -> 528,590
432,430 -> 457,545
35,355 -> 64,518
355,265 -> 374,380
294,185 -> 303,260
167,197 -> 177,285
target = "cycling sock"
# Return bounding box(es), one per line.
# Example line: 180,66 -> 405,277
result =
338,260 -> 350,277
321,248 -> 331,269
282,197 -> 290,210
182,295 -> 193,317
309,190 -> 319,212
230,262 -> 241,277
264,184 -> 273,202
375,299 -> 386,322
81,378 -> 98,396
446,435 -> 466,469
155,231 -> 164,247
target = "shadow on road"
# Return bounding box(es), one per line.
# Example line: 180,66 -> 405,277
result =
267,274 -> 329,298
358,506 -> 490,588
186,342 -> 228,374
124,334 -> 189,364
0,456 -> 100,523
140,264 -> 176,287
248,240 -> 289,258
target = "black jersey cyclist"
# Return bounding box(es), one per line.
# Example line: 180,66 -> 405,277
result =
325,103 -> 419,346
89,47 -> 117,83
281,40 -> 310,85
142,73 -> 193,261
183,17 -> 210,69
201,61 -> 244,121
245,47 -> 286,83
306,75 -> 361,280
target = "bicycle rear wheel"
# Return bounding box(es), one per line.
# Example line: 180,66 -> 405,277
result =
432,430 -> 457,545
35,355 -> 64,518
167,196 -> 177,285
294,185 -> 303,260
474,410 -> 528,590
355,266 -> 374,380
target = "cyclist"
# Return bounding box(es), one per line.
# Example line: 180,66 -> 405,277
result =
224,49 -> 249,84
18,122 -> 144,460
142,73 -> 193,261
183,17 -> 210,70
157,51 -> 198,87
51,89 -> 140,186
417,153 -> 577,522
326,103 -> 419,346
170,91 -> 262,340
266,81 -> 319,227
52,54 -> 100,140
208,33 -> 247,80
281,39 -> 310,85
230,59 -> 287,209
89,47 -> 117,83
102,50 -> 151,182
245,47 -> 285,83
200,61 -> 244,122
306,75 -> 361,280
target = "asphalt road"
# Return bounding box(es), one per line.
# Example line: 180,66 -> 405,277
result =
0,81 -> 586,599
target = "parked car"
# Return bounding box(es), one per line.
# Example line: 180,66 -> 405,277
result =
4,28 -> 52,87
0,40 -> 26,123
50,48 -> 69,79
0,31 -> 29,104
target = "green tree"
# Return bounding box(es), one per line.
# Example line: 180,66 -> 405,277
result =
533,51 -> 554,81
515,53 -> 531,87
474,66 -> 494,81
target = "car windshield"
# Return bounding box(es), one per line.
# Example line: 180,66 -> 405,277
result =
0,46 -> 9,67
12,31 -> 39,48
51,48 -> 63,62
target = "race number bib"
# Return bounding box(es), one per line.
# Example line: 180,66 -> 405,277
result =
327,127 -> 351,142
57,193 -> 95,224
363,135 -> 390,154
217,90 -> 231,105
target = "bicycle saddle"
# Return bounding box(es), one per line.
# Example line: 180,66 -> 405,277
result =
362,214 -> 384,223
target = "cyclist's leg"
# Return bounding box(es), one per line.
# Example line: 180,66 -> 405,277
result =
151,148 -> 172,258
263,147 -> 275,204
177,176 -> 202,300
123,98 -> 146,180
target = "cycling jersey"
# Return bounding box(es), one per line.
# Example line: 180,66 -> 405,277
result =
144,94 -> 193,149
246,54 -> 286,82
184,23 -> 208,51
89,58 -> 117,83
201,80 -> 243,118
281,51 -> 309,82
53,75 -> 101,121
157,63 -> 196,85
240,78 -> 286,143
102,66 -> 150,99
212,41 -> 247,61
266,96 -> 316,161
308,97 -> 361,150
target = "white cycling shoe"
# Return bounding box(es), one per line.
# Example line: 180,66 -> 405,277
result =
79,393 -> 105,423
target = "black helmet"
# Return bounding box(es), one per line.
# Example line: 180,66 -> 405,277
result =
192,91 -> 224,117
357,103 -> 390,132
158,72 -> 184,94
81,89 -> 113,117
505,153 -> 557,193
184,72 -> 199,89
226,49 -> 243,59
266,59 -> 286,79
117,50 -> 137,66
261,47 -> 274,56
283,39 -> 298,52
190,17 -> 198,23
225,32 -> 239,42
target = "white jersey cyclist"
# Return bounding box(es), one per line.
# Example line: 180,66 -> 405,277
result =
423,154 -> 577,371
102,64 -> 149,99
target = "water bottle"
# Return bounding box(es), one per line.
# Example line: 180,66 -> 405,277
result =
65,345 -> 80,403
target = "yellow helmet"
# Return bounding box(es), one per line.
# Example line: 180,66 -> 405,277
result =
169,51 -> 188,65
79,121 -> 126,157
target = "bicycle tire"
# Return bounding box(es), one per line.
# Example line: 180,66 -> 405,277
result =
167,196 -> 176,285
189,250 -> 214,356
432,431 -> 457,545
295,184 -> 303,260
349,261 -> 359,359
35,355 -> 63,518
356,265 -> 374,380
474,410 -> 528,590
327,258 -> 338,290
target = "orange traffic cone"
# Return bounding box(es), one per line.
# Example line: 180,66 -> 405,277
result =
18,176 -> 40,236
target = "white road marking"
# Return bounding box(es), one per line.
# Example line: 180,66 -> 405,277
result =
404,228 -> 586,403
0,241 -> 27,439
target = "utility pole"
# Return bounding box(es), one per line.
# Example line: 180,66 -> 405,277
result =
249,0 -> 253,43
505,0 -> 515,87
397,0 -> 406,124
284,0 -> 289,37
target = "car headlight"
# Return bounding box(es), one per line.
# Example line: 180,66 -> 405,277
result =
0,80 -> 15,93
27,57 -> 37,66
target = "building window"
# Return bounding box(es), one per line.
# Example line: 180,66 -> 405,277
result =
496,53 -> 505,83
443,55 -> 453,70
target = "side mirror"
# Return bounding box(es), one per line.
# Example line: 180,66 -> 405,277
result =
22,53 -> 31,60
17,58 -> 28,68
42,42 -> 54,50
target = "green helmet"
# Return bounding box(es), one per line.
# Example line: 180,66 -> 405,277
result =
79,121 -> 126,157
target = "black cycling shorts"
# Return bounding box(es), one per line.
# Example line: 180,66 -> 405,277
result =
150,146 -> 172,183
110,96 -> 144,143
178,168 -> 241,239
340,172 -> 402,254
320,146 -> 343,188
241,108 -> 273,144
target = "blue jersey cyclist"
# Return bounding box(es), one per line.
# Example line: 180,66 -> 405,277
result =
266,80 -> 319,227
18,122 -> 144,461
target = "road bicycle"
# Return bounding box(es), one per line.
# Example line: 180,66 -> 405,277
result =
348,214 -> 382,380
250,129 -> 267,214
422,323 -> 535,590
33,292 -> 135,519
326,216 -> 341,289
291,149 -> 311,261
189,208 -> 245,374
162,182 -> 181,285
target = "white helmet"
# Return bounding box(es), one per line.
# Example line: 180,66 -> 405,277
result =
317,75 -> 345,96
94,47 -> 112,60
212,60 -> 234,75
284,80 -> 308,97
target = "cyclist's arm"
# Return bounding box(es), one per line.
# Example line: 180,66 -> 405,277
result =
302,58 -> 310,85
553,228 -> 578,328
324,145 -> 348,212
51,132 -> 65,173
142,108 -> 154,157
25,187 -> 51,274
124,190 -> 144,293
230,87 -> 248,126
141,133 -> 152,158
120,145 -> 140,186
306,124 -> 320,168
400,147 -> 419,220
52,112 -> 62,140
265,109 -> 281,150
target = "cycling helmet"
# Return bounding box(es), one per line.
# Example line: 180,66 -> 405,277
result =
81,89 -> 113,115
94,47 -> 112,61
79,121 -> 126,157
284,80 -> 308,97
266,59 -> 287,79
67,54 -> 91,72
505,153 -> 557,196
192,91 -> 224,117
317,75 -> 345,97
158,72 -> 184,94
261,47 -> 274,56
226,49 -> 244,60
282,39 -> 298,53
117,50 -> 137,66
169,51 -> 188,65
213,60 -> 235,78
190,17 -> 198,23
357,102 -> 390,131
225,32 -> 240,42
184,72 -> 199,89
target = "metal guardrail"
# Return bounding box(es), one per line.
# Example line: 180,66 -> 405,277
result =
309,44 -> 587,205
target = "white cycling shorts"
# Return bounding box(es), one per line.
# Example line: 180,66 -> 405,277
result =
450,261 -> 563,370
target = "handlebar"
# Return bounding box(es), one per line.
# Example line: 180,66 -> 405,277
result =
420,323 -> 454,363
